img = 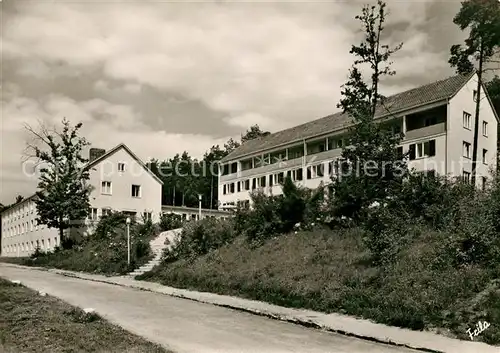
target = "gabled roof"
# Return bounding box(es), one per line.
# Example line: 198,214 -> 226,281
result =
86,143 -> 163,185
1,143 -> 163,215
221,73 -> 474,163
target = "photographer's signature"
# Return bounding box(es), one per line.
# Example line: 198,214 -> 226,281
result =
466,321 -> 491,341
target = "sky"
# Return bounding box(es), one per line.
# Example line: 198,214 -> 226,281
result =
0,0 -> 466,204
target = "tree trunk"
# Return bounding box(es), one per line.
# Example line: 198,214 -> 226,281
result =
210,176 -> 214,209
471,40 -> 484,186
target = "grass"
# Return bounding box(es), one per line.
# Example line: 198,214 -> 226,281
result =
0,278 -> 171,353
138,227 -> 500,345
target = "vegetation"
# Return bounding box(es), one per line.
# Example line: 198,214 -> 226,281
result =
331,0 -> 406,222
449,0 -> 500,184
159,212 -> 183,231
25,118 -> 92,249
147,124 -> 269,209
2,212 -> 158,275
137,0 -> 500,346
0,278 -> 168,353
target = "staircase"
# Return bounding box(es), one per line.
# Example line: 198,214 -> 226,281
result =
126,228 -> 182,278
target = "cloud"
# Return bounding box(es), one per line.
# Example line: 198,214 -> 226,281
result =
0,89 -> 227,203
3,1 -> 458,129
1,0 -> 463,203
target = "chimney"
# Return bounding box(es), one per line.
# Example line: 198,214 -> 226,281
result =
89,148 -> 106,162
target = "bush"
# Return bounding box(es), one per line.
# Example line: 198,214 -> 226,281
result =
165,217 -> 235,262
159,213 -> 182,231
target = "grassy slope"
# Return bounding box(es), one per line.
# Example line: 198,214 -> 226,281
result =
139,228 -> 500,345
0,231 -> 154,276
0,278 -> 170,353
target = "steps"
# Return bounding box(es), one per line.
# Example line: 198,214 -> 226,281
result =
126,228 -> 182,278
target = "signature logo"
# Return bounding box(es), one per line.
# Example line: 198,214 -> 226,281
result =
466,321 -> 491,341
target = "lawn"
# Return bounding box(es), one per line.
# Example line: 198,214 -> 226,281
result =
138,227 -> 500,345
0,278 -> 171,353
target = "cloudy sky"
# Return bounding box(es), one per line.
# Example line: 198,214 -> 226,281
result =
0,0 -> 465,204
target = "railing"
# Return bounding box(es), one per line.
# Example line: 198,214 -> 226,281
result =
405,123 -> 445,141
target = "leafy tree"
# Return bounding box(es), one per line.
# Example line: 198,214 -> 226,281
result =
241,124 -> 270,144
485,76 -> 500,168
449,0 -> 500,185
26,118 -> 91,249
223,138 -> 240,155
331,0 -> 406,220
15,195 -> 24,204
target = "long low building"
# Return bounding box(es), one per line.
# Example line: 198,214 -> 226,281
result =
1,143 -> 163,257
162,205 -> 232,221
217,73 -> 499,209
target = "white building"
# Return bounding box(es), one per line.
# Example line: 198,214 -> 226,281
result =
1,143 -> 163,257
218,73 -> 499,209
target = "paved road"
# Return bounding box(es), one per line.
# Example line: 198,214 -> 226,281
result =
0,265 -> 418,353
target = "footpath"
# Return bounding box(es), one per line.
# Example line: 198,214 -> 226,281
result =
1,262 -> 497,353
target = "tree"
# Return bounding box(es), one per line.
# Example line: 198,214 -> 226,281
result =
223,138 -> 240,155
15,195 -> 24,204
331,0 -> 406,220
25,118 -> 91,249
241,124 -> 270,144
449,0 -> 500,185
486,76 -> 500,168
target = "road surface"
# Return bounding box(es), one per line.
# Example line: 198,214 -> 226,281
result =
0,265 -> 418,353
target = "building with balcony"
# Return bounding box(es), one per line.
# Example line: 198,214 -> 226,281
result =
1,143 -> 163,257
218,73 -> 499,209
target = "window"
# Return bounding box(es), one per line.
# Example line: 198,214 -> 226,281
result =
229,183 -> 235,193
463,141 -> 471,159
269,174 -> 273,186
409,140 -> 436,160
295,168 -> 303,181
462,171 -> 471,183
118,163 -> 125,172
252,178 -> 257,189
276,172 -> 284,184
473,90 -> 478,102
260,176 -> 266,187
101,181 -> 112,194
482,177 -> 487,191
131,185 -> 141,198
223,185 -> 227,195
244,179 -> 250,190
482,121 -> 488,137
143,212 -> 152,221
102,208 -> 112,217
307,164 -> 324,179
483,149 -> 488,164
237,182 -> 241,192
90,208 -> 98,220
463,112 -> 471,129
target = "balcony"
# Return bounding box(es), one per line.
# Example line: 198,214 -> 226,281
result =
405,122 -> 446,141
220,148 -> 343,182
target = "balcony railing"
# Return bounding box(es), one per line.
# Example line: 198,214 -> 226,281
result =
405,123 -> 445,141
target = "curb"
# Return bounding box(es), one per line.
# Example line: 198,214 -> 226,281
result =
2,263 -> 497,353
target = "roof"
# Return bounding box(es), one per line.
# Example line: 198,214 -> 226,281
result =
86,143 -> 163,185
221,73 -> 474,163
1,143 -> 162,215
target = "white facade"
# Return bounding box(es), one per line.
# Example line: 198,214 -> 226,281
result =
1,143 -> 163,257
218,74 -> 499,209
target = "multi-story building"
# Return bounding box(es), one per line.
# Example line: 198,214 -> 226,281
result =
218,73 -> 499,209
1,143 -> 163,257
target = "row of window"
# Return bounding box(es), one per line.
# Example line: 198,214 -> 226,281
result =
88,208 -> 152,221
101,181 -> 142,197
222,161 -> 344,195
3,220 -> 47,238
462,142 -> 489,163
463,111 -> 488,137
2,237 -> 58,254
2,203 -> 35,225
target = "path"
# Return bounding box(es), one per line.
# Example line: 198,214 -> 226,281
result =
0,265 -> 417,353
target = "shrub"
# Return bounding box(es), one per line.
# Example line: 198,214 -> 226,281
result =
159,213 -> 182,231
165,217 -> 235,262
